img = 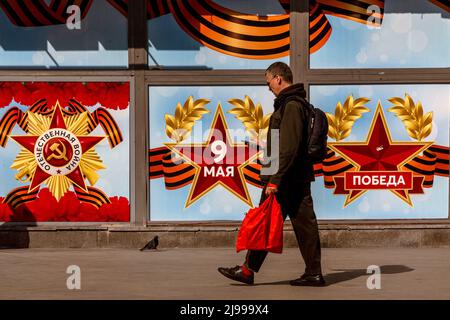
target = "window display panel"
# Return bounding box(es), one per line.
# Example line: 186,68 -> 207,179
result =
0,81 -> 130,221
310,84 -> 449,219
149,86 -> 276,220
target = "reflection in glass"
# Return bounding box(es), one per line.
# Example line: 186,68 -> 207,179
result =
309,0 -> 450,68
147,0 -> 289,69
0,0 -> 127,68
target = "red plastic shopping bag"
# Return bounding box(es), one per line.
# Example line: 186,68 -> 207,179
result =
236,194 -> 284,254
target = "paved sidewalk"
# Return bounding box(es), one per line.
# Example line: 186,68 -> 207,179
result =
0,247 -> 449,300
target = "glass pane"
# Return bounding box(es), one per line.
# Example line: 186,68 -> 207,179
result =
149,86 -> 276,220
310,84 -> 449,219
0,81 -> 130,222
147,0 -> 289,69
310,0 -> 450,68
0,0 -> 127,68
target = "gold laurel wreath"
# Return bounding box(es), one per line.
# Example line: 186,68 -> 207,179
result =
228,95 -> 271,140
165,96 -> 211,143
388,94 -> 432,142
326,96 -> 371,141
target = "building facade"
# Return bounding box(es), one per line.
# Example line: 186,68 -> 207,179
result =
0,1 -> 449,241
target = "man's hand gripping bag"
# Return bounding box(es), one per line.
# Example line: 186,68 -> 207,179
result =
236,194 -> 284,254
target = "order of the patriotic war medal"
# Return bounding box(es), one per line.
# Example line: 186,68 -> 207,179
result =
34,128 -> 82,177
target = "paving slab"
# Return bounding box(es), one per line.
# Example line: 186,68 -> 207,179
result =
0,247 -> 449,300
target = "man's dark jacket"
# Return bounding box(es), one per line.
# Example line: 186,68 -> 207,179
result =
260,83 -> 315,187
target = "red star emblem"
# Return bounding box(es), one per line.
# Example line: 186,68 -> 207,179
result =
165,105 -> 261,208
11,103 -> 105,193
328,102 -> 432,206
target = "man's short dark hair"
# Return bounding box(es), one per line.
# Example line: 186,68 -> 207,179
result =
265,62 -> 293,84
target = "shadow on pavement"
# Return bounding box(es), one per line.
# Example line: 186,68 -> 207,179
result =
231,265 -> 415,287
322,265 -> 415,286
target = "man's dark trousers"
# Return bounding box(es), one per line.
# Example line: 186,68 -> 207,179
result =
244,182 -> 322,275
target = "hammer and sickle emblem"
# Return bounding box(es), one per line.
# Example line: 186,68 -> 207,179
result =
46,142 -> 69,162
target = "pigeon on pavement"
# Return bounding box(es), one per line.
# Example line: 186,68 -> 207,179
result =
140,236 -> 159,251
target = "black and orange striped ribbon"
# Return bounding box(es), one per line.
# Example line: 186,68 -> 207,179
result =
314,149 -> 355,188
106,0 -> 171,19
68,99 -> 123,148
309,0 -> 385,52
0,107 -> 24,147
2,185 -> 39,209
73,186 -> 111,208
0,0 -> 389,59
89,108 -> 123,148
2,0 -> 449,59
149,145 -> 449,191
28,99 -> 49,114
309,0 -> 333,54
0,99 -> 123,149
167,0 -> 290,59
242,162 -> 265,188
110,0 -> 379,57
0,0 -> 93,27
146,0 -> 171,19
161,151 -> 196,189
403,145 -> 450,188
313,145 -> 450,190
429,0 -> 450,13
149,147 -> 196,189
431,145 -> 450,177
66,98 -> 89,115
163,0 -> 387,58
148,146 -> 166,178
149,146 -> 264,189
316,0 -> 384,26
3,185 -> 111,209
0,99 -> 57,147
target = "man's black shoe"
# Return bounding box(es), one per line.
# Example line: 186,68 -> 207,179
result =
218,265 -> 254,285
290,274 -> 326,287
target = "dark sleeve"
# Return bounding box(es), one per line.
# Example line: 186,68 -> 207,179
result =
269,101 -> 305,186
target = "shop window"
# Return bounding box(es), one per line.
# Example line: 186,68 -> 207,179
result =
149,85 -> 276,220
0,81 -> 130,221
310,84 -> 449,219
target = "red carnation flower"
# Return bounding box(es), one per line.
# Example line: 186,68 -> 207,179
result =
11,82 -> 34,106
99,196 -> 130,221
0,199 -> 14,222
0,82 -> 14,108
101,83 -> 130,110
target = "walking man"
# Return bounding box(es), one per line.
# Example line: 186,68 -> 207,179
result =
218,62 -> 325,286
